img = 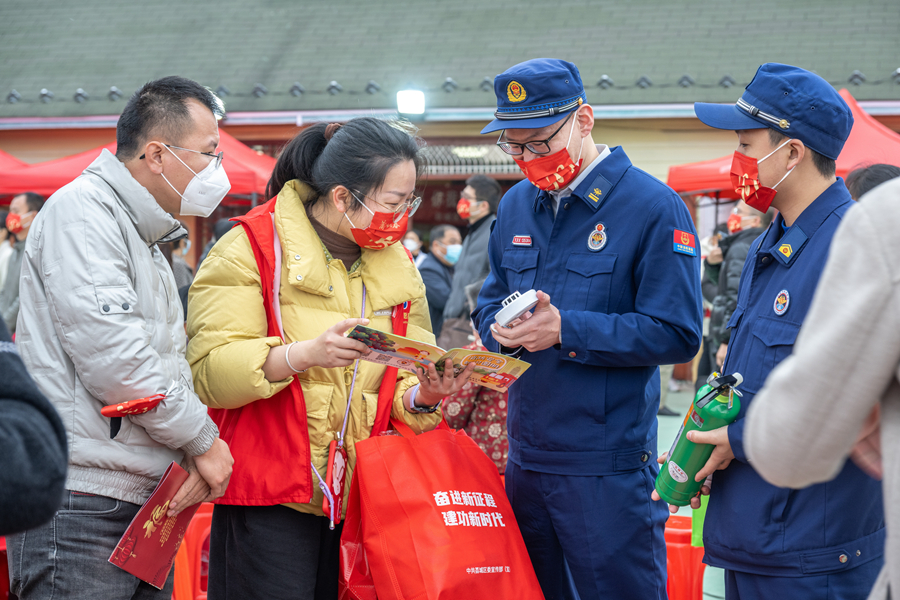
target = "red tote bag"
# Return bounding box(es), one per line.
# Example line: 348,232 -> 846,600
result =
339,420 -> 544,600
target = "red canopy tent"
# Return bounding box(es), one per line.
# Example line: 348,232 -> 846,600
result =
0,129 -> 275,201
0,141 -> 117,198
0,149 -> 27,171
667,89 -> 900,198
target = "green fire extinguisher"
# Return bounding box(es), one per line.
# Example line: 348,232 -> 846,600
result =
654,372 -> 743,507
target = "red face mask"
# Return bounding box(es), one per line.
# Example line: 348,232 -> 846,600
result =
6,212 -> 23,235
456,198 -> 472,220
5,211 -> 32,235
726,213 -> 743,234
513,116 -> 585,192
730,139 -> 793,212
345,193 -> 409,250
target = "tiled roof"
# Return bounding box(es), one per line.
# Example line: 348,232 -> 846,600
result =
2,0 -> 897,119
421,144 -> 519,177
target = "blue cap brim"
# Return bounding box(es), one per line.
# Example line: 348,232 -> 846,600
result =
480,110 -> 572,134
694,102 -> 769,131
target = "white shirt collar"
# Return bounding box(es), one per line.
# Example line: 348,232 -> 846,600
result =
550,144 -> 611,200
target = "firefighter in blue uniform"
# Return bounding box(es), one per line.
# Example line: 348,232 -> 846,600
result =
472,58 -> 702,600
667,63 -> 885,599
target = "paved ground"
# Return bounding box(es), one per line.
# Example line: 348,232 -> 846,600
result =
657,384 -> 725,600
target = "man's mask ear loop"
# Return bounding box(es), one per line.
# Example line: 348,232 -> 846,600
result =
760,139 -> 795,190
158,145 -> 200,201
576,123 -> 585,163
567,111 -> 586,164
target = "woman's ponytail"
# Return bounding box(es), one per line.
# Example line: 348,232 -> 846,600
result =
265,122 -> 329,200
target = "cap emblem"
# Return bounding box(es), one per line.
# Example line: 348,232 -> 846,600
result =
507,81 -> 527,103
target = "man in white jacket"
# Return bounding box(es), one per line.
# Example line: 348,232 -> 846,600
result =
8,76 -> 234,599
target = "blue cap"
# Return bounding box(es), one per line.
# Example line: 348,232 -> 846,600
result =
694,63 -> 853,160
481,58 -> 586,135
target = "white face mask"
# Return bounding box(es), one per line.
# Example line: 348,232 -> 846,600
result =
402,239 -> 420,253
160,146 -> 231,217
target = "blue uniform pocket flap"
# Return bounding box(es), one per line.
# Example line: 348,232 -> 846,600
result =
751,317 -> 801,347
726,305 -> 744,329
501,248 -> 539,273
799,547 -> 854,575
613,447 -> 653,472
565,254 -> 617,276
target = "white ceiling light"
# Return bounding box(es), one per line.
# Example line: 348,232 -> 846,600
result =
397,89 -> 425,115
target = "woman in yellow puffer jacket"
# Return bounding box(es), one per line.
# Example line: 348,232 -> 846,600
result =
186,118 -> 475,600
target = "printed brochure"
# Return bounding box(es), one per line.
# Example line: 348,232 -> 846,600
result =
347,325 -> 530,392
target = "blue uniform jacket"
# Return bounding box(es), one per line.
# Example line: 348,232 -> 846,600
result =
473,147 -> 702,476
705,179 -> 885,576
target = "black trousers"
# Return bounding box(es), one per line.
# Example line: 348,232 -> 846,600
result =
208,504 -> 344,600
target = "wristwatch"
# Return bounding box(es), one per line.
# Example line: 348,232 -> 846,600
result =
409,384 -> 441,414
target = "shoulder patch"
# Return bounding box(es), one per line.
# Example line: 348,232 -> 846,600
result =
673,229 -> 697,256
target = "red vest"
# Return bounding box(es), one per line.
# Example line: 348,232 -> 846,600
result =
209,197 -> 411,506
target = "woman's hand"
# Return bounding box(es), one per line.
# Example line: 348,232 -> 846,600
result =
412,359 -> 477,408
303,318 -> 372,369
262,318 -> 371,381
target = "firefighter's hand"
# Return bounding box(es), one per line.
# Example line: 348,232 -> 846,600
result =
689,427 -> 734,481
651,451 -> 707,513
489,290 -> 560,353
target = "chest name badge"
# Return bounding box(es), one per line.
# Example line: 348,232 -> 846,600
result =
673,229 -> 697,256
512,235 -> 532,247
774,290 -> 790,315
587,222 -> 607,251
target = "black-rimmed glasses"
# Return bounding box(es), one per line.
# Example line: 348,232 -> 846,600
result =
496,113 -> 572,156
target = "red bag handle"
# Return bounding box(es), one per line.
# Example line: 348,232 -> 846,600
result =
371,247 -> 417,437
389,418 -> 450,439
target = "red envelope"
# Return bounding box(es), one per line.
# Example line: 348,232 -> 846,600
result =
101,394 -> 165,418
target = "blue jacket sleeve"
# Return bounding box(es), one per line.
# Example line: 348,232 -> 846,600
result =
558,194 -> 703,367
727,416 -> 749,463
